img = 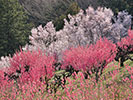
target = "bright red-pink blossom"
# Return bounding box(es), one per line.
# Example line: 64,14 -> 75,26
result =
62,37 -> 116,72
115,29 -> 133,67
7,49 -> 56,84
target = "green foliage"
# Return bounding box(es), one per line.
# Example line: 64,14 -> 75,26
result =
99,0 -> 133,15
123,55 -> 133,66
54,15 -> 66,31
75,0 -> 132,16
53,2 -> 80,31
0,0 -> 33,57
100,60 -> 133,85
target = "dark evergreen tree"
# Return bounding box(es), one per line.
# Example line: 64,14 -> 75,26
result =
0,0 -> 33,57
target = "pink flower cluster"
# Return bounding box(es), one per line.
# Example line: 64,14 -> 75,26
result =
4,50 -> 56,84
117,29 -> 133,50
62,37 -> 116,73
0,30 -> 132,99
59,65 -> 133,100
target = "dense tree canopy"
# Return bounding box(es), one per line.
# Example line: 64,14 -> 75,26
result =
0,0 -> 33,57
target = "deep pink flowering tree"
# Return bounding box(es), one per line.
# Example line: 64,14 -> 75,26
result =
0,70 -> 8,87
5,49 -> 56,84
115,29 -> 133,67
62,37 -> 116,82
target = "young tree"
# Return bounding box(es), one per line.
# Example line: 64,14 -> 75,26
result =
0,0 -> 33,57
115,30 -> 133,67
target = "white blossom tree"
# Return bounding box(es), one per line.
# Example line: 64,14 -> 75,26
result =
23,6 -> 131,60
0,56 -> 11,70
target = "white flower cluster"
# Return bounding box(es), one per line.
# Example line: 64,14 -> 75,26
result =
23,7 -> 131,60
0,56 -> 11,70
109,11 -> 132,42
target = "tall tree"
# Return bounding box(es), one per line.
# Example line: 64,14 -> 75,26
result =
0,0 -> 33,57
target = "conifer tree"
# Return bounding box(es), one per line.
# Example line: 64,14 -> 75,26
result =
0,0 -> 33,57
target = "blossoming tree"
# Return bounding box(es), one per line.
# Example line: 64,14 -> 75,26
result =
24,7 -> 131,60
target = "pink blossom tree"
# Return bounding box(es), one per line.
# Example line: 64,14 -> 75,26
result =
62,37 -> 116,82
115,30 -> 133,67
4,50 -> 56,85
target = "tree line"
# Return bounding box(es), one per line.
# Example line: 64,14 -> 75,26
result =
0,0 -> 132,57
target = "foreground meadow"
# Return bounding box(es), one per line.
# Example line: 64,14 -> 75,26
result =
0,60 -> 132,100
